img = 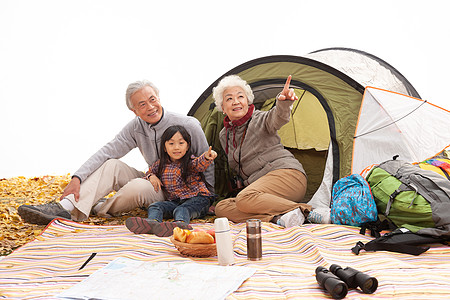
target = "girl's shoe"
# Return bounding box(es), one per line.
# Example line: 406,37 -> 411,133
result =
125,217 -> 192,237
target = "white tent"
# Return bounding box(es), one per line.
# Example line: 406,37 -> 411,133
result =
308,86 -> 450,210
352,87 -> 450,175
305,47 -> 420,98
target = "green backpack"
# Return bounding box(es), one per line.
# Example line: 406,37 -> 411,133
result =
366,160 -> 450,237
352,158 -> 450,255
366,159 -> 450,237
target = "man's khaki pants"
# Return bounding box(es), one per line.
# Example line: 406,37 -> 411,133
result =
215,169 -> 310,223
67,159 -> 165,221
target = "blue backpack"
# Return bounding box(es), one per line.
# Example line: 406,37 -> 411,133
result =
331,174 -> 377,226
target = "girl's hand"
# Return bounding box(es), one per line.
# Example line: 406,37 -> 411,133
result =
147,174 -> 162,192
205,146 -> 217,161
277,75 -> 298,101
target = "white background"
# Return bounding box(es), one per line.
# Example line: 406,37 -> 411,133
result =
1,0 -> 449,178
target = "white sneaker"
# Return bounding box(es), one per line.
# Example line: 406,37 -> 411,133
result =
278,208 -> 305,228
307,208 -> 331,224
91,198 -> 107,216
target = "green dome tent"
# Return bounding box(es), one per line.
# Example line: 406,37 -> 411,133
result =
188,47 -> 421,203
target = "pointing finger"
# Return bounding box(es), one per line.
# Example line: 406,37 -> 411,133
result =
283,75 -> 292,92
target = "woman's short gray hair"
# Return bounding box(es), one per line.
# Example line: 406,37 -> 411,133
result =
125,80 -> 160,110
212,75 -> 254,112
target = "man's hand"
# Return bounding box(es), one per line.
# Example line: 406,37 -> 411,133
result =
60,176 -> 81,202
205,146 -> 217,161
277,75 -> 298,101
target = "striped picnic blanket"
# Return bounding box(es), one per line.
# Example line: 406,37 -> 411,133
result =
1,219 -> 450,299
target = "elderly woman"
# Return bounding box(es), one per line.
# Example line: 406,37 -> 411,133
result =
213,75 -> 311,227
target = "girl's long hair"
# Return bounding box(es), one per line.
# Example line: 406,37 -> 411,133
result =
157,125 -> 193,182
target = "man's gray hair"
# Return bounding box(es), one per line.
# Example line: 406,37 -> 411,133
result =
212,75 -> 254,112
125,80 -> 160,110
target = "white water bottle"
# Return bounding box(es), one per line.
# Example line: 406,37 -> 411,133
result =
214,217 -> 235,266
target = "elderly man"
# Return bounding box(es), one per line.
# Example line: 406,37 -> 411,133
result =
18,80 -> 214,225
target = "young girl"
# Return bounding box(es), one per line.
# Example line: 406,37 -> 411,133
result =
126,125 -> 217,237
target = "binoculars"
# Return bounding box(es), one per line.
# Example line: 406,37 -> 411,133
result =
315,264 -> 378,299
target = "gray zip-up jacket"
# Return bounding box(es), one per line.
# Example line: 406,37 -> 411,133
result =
220,100 -> 305,186
73,110 -> 214,188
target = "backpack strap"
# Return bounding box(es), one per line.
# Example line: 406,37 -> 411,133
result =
359,218 -> 394,238
352,240 -> 429,256
352,228 -> 448,256
385,185 -> 410,215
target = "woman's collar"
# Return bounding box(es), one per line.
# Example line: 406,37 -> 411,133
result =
223,104 -> 254,129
